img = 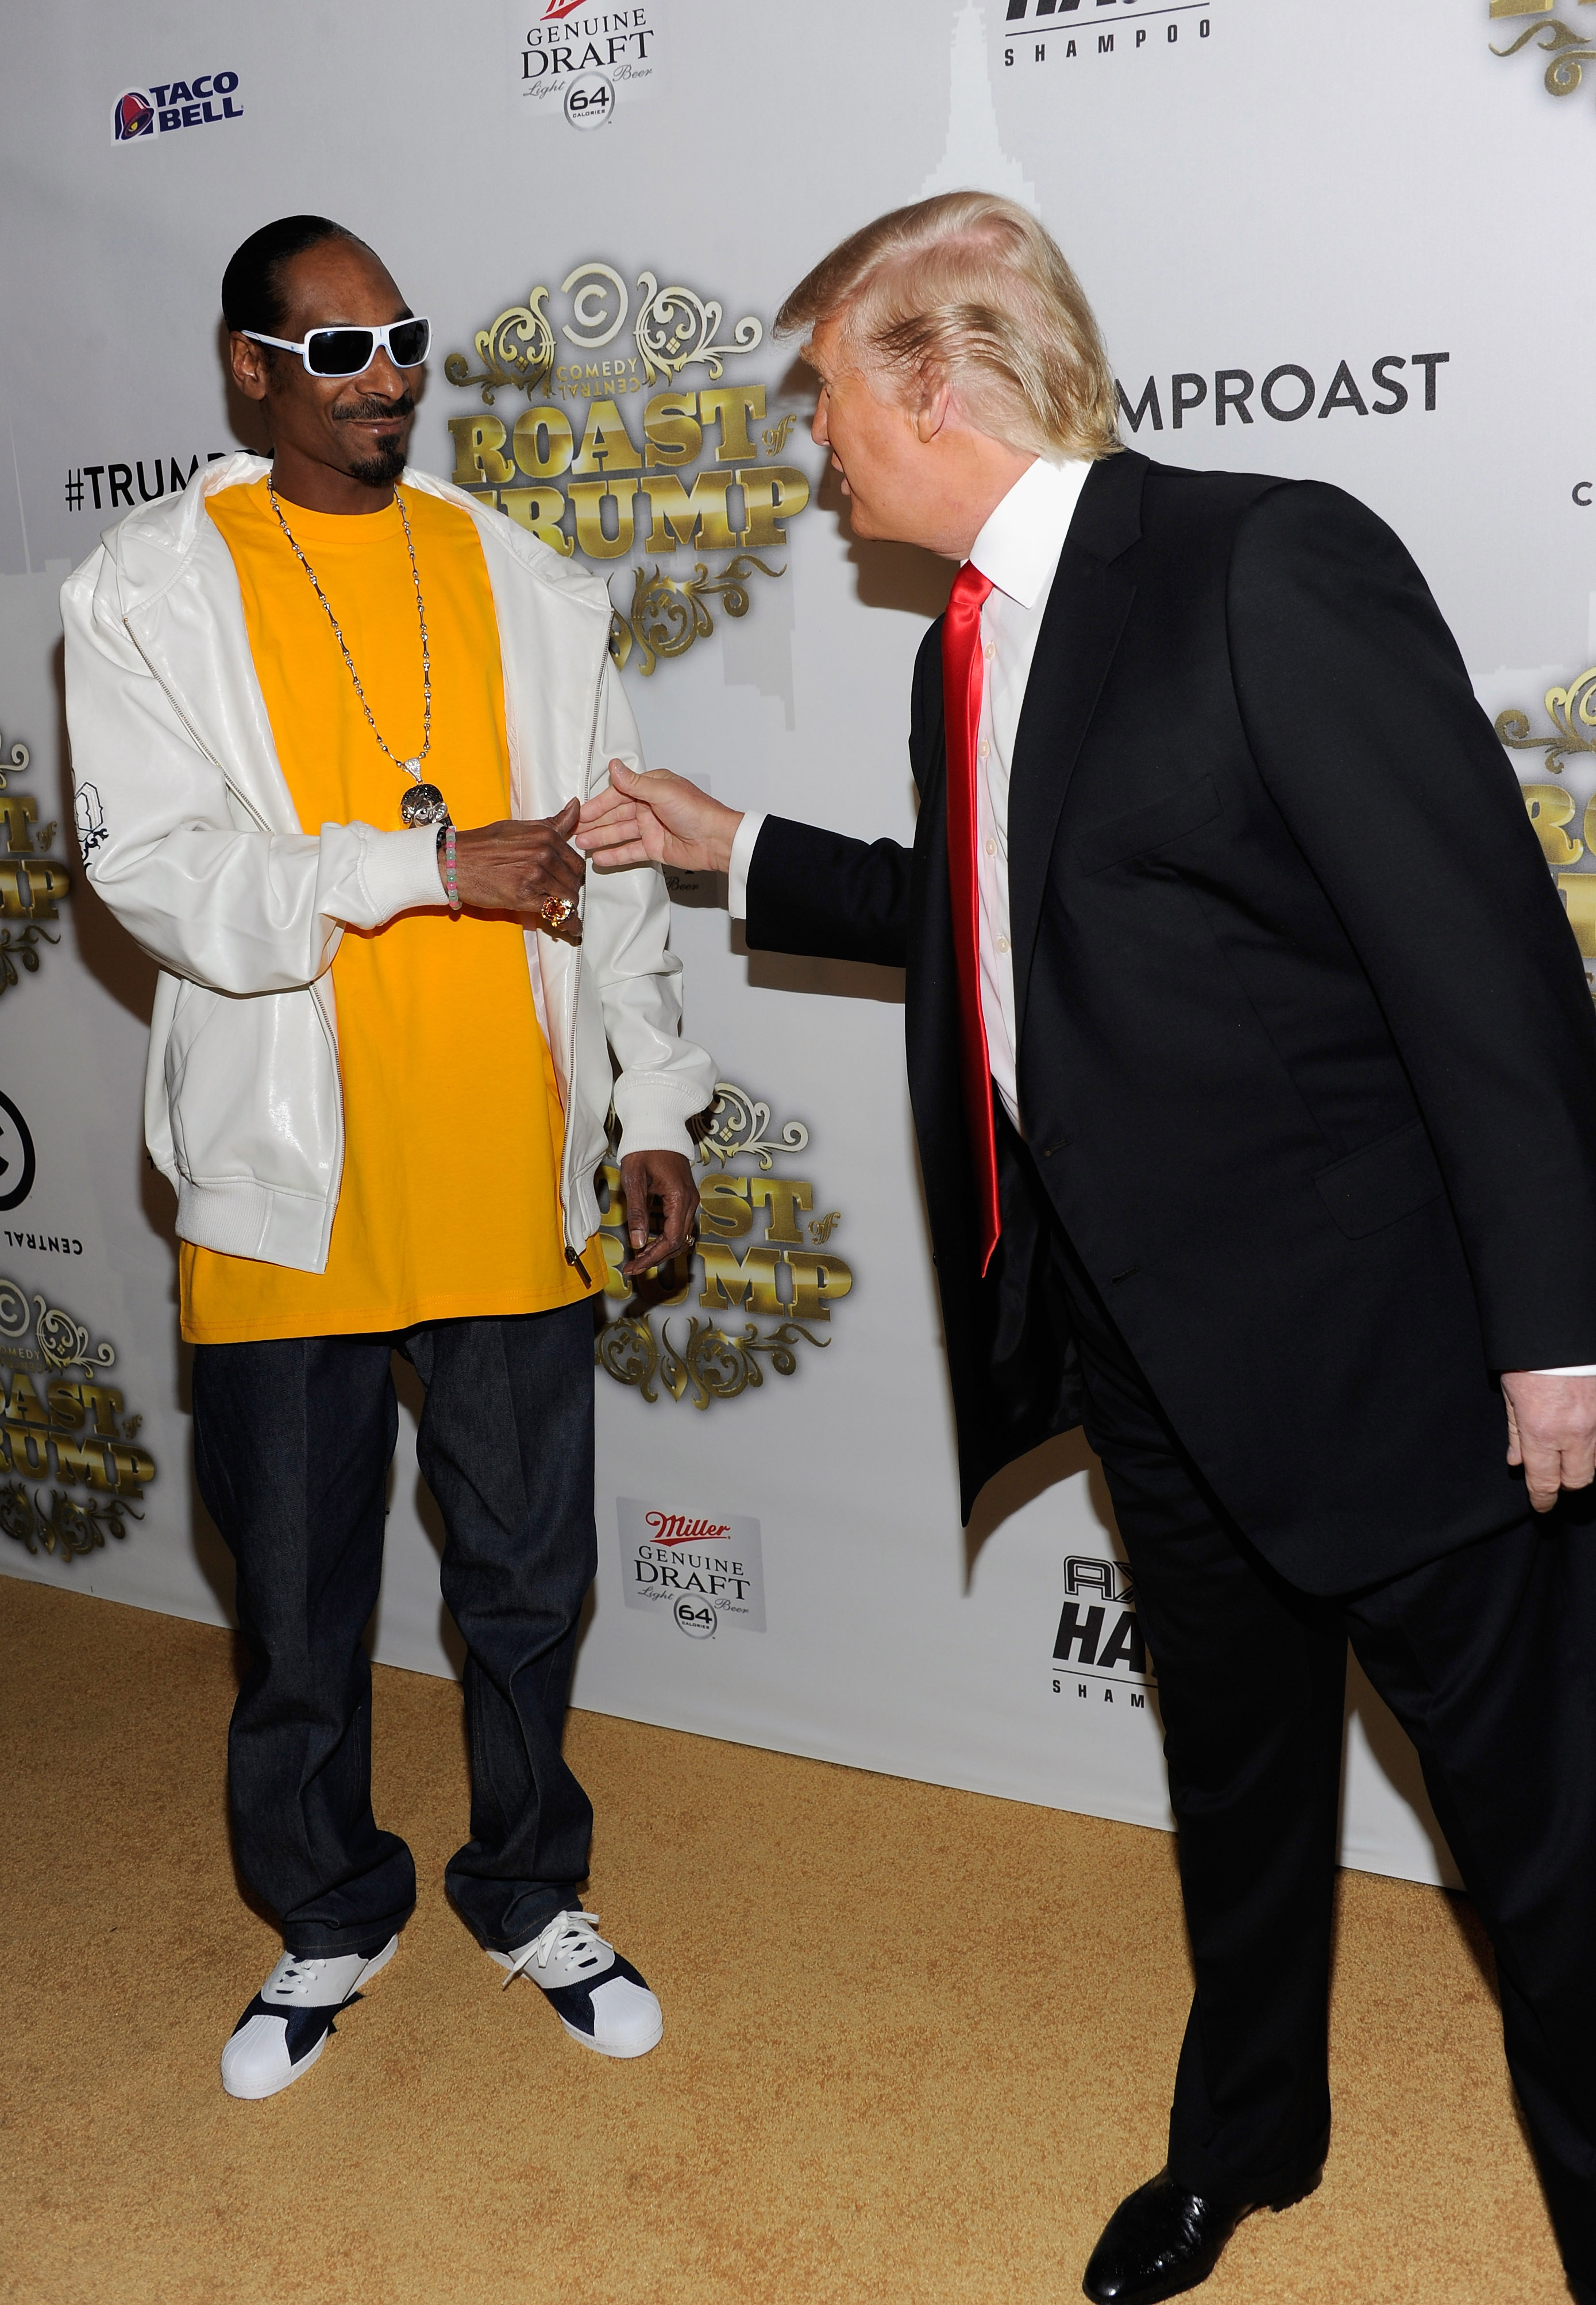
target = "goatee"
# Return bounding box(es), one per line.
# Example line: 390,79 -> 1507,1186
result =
347,440 -> 407,486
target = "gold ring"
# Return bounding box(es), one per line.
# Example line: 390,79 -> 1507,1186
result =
540,895 -> 575,929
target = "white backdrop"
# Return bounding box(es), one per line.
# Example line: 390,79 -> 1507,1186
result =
5,0 -> 1591,1889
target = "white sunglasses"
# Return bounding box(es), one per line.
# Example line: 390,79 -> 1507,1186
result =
241,315 -> 431,378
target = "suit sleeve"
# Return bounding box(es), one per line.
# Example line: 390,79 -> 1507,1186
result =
1228,480 -> 1596,1368
743,818 -> 912,966
742,615 -> 940,968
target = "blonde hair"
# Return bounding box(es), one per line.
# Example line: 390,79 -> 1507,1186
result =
776,191 -> 1120,464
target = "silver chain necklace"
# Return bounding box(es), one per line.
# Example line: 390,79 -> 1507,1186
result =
267,481 -> 449,828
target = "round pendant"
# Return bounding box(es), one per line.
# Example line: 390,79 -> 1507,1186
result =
400,783 -> 449,828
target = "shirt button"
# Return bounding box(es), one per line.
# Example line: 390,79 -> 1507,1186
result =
997,934 -> 1010,953
984,642 -> 995,661
978,740 -> 990,759
984,837 -> 996,857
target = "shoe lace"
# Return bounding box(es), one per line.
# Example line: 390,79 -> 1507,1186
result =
273,1955 -> 330,2003
500,1910 -> 609,1991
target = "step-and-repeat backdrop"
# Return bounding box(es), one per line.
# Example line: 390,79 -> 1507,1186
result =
3,0 -> 1590,1887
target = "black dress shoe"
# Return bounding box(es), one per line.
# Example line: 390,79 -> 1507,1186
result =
1081,2165 -> 1321,2304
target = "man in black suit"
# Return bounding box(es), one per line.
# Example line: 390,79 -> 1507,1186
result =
578,193 -> 1596,2303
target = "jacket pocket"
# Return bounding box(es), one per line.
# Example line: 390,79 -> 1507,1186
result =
1074,775 -> 1222,874
1313,1118 -> 1445,1241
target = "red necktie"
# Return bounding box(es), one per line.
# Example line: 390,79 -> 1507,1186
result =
942,562 -> 1000,1276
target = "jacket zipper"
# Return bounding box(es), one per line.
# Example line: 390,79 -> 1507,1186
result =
553,648 -> 607,1271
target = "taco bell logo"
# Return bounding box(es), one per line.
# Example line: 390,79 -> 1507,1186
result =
113,91 -> 155,140
112,71 -> 242,141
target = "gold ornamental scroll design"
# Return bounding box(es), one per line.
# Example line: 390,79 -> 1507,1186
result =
444,287 -> 557,405
593,1080 -> 851,1411
0,1276 -> 153,1562
631,273 -> 764,387
696,1079 -> 809,1171
0,733 -> 70,998
608,556 -> 785,677
1490,6 -> 1596,99
1495,666 -> 1596,776
445,268 -> 764,407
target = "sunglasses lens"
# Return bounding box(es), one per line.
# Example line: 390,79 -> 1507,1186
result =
388,318 -> 430,367
306,329 -> 377,377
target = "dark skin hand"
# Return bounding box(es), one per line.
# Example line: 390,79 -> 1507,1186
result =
616,1149 -> 700,1277
228,234 -> 586,931
452,800 -> 587,931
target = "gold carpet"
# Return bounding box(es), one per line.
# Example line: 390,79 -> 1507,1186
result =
0,1575 -> 1570,2305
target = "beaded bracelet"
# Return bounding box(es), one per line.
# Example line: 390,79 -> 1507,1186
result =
436,819 -> 461,914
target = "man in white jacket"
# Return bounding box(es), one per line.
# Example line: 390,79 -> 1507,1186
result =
61,214 -> 715,2100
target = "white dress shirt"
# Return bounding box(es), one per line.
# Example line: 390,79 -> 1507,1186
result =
726,463 -> 1595,1377
731,454 -> 1088,1138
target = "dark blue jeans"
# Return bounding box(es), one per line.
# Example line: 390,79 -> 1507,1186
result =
191,1302 -> 597,1959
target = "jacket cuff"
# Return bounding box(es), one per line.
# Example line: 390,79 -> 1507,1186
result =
356,824 -> 444,921
612,1074 -> 708,1160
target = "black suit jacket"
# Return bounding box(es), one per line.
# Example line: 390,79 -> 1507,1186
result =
745,450 -> 1596,1591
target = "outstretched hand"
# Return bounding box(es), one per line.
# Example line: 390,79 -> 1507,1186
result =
450,798 -> 585,939
1501,1370 -> 1596,1512
576,759 -> 742,877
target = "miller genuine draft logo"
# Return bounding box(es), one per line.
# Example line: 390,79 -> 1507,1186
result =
0,733 -> 72,996
0,1276 -> 156,1561
1490,1 -> 1596,102
1497,667 -> 1596,990
596,1080 -> 852,1410
445,262 -> 811,674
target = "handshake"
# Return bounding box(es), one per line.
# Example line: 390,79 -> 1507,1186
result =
441,763 -> 738,937
575,760 -> 742,879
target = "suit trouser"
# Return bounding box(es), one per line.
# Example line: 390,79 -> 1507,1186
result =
1050,1224 -> 1596,2292
191,1300 -> 598,1961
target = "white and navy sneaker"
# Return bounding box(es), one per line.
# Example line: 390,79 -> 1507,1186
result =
220,1936 -> 398,2100
488,1910 -> 663,2058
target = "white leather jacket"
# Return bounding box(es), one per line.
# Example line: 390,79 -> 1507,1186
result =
61,453 -> 715,1272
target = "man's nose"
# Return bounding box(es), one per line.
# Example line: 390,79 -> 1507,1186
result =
811,401 -> 828,446
360,346 -> 407,398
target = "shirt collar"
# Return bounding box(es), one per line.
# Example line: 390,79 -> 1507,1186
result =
967,456 -> 1092,609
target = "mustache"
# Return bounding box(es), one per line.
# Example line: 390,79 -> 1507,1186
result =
333,390 -> 416,423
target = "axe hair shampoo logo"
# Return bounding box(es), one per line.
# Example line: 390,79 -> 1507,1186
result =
1052,1554 -> 1154,1706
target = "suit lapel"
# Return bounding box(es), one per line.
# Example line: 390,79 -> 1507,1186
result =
1007,453 -> 1146,1049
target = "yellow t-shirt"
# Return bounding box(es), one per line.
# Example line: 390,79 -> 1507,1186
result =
182,477 -> 600,1344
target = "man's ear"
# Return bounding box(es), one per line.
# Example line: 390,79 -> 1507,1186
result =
913,378 -> 954,445
229,332 -> 272,406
